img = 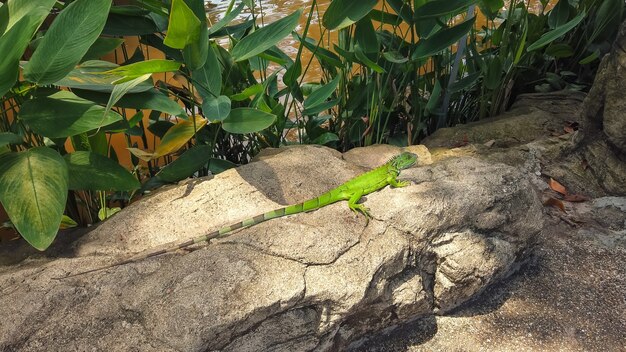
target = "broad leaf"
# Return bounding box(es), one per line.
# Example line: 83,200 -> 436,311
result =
222,108 -> 276,134
202,95 -> 231,121
24,0 -> 112,84
64,151 -> 140,191
192,44 -> 222,100
156,144 -> 212,182
0,0 -> 56,35
414,0 -> 476,19
527,11 -> 586,51
153,116 -> 208,158
54,61 -> 154,93
18,91 -> 123,138
322,0 -> 377,30
0,0 -> 54,96
164,0 -> 201,49
230,84 -> 263,101
304,75 -> 340,109
81,37 -> 124,62
74,88 -> 186,117
104,74 -> 152,117
412,17 -> 476,60
208,1 -> 245,35
0,132 -> 22,147
232,9 -> 302,62
0,147 -> 68,250
182,0 -> 209,70
103,59 -> 182,83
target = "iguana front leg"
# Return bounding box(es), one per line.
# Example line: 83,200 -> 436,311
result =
387,174 -> 410,188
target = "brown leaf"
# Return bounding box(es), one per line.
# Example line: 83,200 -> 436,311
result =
484,139 -> 496,148
564,126 -> 575,134
544,197 -> 566,212
549,178 -> 568,196
564,194 -> 590,202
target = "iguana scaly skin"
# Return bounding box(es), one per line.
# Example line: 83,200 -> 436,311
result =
60,152 -> 417,278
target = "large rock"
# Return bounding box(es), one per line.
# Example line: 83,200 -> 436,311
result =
0,145 -> 542,351
583,21 -> 626,154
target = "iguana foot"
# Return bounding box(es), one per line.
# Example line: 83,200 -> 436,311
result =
349,203 -> 371,219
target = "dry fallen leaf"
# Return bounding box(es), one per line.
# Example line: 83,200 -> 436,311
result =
564,194 -> 590,202
549,178 -> 568,196
484,139 -> 496,148
544,197 -> 566,212
564,126 -> 575,134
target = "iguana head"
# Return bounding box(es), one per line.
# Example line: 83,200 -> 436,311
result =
390,152 -> 418,170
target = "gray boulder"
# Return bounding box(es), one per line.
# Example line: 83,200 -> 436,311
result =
0,145 -> 542,351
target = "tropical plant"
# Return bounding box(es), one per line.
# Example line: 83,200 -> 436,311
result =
0,0 -> 301,250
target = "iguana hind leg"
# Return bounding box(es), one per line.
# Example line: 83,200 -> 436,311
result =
347,191 -> 371,219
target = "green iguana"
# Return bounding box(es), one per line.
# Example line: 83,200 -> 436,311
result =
59,152 -> 417,278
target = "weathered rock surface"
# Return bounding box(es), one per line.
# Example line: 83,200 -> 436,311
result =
0,145 -> 542,351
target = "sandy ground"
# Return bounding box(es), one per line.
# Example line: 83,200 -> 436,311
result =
354,198 -> 626,352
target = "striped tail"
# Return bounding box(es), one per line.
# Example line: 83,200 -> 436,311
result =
57,191 -> 339,279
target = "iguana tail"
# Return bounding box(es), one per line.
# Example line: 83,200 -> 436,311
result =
58,191 -> 339,279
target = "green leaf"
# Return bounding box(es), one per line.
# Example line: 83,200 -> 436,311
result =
104,59 -> 182,83
354,15 -> 379,53
312,132 -> 339,145
24,0 -> 112,85
54,61 -> 154,93
103,13 -> 159,35
589,0 -> 623,43
527,11 -> 586,51
355,49 -> 385,73
164,0 -> 201,49
545,43 -> 574,58
98,207 -> 121,220
232,9 -> 302,62
412,17 -> 476,60
18,91 -> 123,138
156,144 -> 212,182
208,2 -> 245,35
222,108 -> 276,134
64,151 -> 140,191
414,0 -> 476,19
548,0 -> 570,29
301,98 -> 339,116
425,79 -> 442,114
322,0 -> 378,30
382,51 -> 409,63
230,84 -> 263,101
104,74 -> 152,117
153,116 -> 208,158
0,147 -> 68,250
579,49 -> 600,65
81,37 -> 124,62
0,132 -> 22,147
0,0 -> 56,35
369,9 -> 402,26
74,88 -> 186,117
387,0 -> 414,24
484,57 -> 502,90
207,158 -> 237,174
0,0 -> 55,96
202,95 -> 231,121
304,75 -> 340,109
192,44 -> 222,100
182,0 -> 209,70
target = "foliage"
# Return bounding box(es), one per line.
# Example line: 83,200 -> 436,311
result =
0,0 -> 622,250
